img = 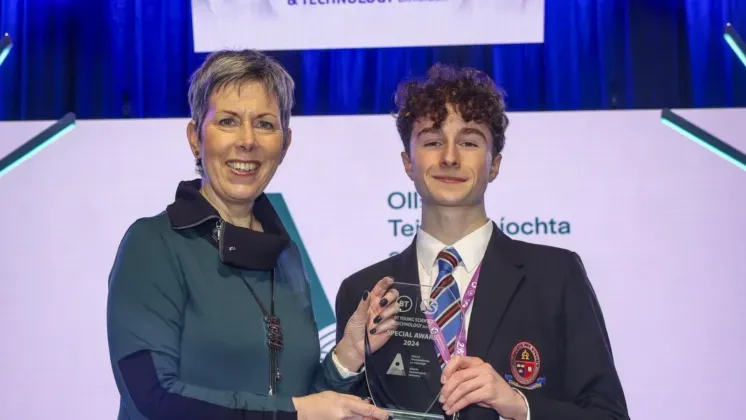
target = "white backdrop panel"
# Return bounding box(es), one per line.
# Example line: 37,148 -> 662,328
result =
0,109 -> 744,418
190,0 -> 544,51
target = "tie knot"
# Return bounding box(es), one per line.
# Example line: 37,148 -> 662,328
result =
436,247 -> 462,272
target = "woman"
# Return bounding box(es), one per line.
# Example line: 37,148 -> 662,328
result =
106,49 -> 399,420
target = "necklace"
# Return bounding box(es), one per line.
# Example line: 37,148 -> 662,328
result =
213,219 -> 284,395
243,268 -> 284,394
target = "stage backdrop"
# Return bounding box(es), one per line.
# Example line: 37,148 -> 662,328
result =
190,0 -> 545,51
0,109 -> 744,419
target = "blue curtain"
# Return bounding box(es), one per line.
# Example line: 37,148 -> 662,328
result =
1,0 -> 745,121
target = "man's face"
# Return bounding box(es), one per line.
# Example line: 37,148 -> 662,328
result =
401,105 -> 501,208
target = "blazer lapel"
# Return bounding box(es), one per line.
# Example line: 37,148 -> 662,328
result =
392,240 -> 420,286
467,224 -> 526,359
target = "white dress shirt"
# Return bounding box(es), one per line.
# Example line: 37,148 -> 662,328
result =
416,220 -> 531,420
415,220 -> 494,338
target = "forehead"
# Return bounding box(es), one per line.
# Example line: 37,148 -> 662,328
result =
207,81 -> 279,113
413,109 -> 492,137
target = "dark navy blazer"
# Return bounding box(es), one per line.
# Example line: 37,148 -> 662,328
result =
335,225 -> 629,420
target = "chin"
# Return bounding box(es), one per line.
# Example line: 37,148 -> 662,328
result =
223,185 -> 260,203
428,193 -> 471,207
435,200 -> 471,207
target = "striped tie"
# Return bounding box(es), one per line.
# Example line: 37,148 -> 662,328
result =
431,247 -> 463,368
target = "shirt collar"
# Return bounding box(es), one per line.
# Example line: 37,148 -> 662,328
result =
416,219 -> 494,275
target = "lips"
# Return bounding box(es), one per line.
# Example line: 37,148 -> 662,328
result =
432,175 -> 467,183
226,160 -> 260,174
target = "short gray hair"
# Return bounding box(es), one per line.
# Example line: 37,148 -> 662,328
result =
187,50 -> 295,171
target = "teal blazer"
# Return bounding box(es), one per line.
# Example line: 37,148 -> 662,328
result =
107,179 -> 361,420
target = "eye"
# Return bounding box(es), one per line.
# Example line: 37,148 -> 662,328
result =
422,138 -> 442,147
255,120 -> 276,130
459,134 -> 484,147
219,118 -> 238,127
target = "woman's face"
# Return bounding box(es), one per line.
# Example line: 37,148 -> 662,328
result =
188,81 -> 291,207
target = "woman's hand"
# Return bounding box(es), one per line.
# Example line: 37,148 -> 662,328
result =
335,277 -> 400,372
292,391 -> 392,420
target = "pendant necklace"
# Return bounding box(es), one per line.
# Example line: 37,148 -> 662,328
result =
214,219 -> 284,395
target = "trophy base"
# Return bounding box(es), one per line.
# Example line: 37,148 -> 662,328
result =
386,408 -> 444,420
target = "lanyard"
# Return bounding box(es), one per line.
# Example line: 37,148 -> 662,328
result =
424,263 -> 482,365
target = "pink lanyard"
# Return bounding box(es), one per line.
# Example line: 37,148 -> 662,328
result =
424,263 -> 482,365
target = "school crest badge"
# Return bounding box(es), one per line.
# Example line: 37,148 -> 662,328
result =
505,341 -> 546,390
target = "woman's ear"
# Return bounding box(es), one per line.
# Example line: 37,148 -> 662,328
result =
280,128 -> 292,164
187,120 -> 200,157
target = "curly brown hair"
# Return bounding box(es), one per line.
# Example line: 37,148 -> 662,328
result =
394,63 -> 509,156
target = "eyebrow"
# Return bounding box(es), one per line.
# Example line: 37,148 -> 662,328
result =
416,126 -> 487,140
459,127 -> 487,140
215,110 -> 278,119
416,127 -> 442,138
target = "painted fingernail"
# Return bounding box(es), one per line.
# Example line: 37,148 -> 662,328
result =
369,327 -> 377,334
379,298 -> 388,307
373,315 -> 382,324
362,291 -> 369,301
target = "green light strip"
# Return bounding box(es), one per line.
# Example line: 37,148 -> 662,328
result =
0,34 -> 12,67
660,109 -> 746,172
0,113 -> 77,179
725,23 -> 746,69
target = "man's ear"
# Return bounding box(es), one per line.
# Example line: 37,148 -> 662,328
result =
187,120 -> 200,158
488,153 -> 502,182
401,150 -> 415,181
280,128 -> 292,164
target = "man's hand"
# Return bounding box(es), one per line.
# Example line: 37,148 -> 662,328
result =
335,277 -> 399,372
439,355 -> 527,420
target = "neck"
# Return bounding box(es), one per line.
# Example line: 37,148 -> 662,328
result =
420,204 -> 489,246
199,185 -> 255,229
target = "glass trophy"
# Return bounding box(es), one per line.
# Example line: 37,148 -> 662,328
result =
364,282 -> 465,420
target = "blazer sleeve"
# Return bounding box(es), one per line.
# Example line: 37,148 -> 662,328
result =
523,252 -> 629,420
106,219 -> 297,420
309,349 -> 363,394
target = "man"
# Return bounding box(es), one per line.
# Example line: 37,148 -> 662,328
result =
334,64 -> 629,419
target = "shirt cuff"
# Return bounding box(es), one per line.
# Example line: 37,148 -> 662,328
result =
498,388 -> 530,420
331,349 -> 364,378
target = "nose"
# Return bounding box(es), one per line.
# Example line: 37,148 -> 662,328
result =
236,124 -> 258,151
440,141 -> 459,168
